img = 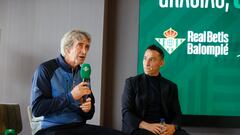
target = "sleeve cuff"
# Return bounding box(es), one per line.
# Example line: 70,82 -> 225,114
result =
66,92 -> 75,105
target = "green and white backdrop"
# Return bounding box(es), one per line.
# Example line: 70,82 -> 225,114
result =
138,0 -> 240,118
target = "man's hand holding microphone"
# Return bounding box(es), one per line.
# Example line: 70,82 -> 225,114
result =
71,63 -> 92,113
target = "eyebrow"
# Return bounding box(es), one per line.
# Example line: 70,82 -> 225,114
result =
144,56 -> 155,59
78,42 -> 90,46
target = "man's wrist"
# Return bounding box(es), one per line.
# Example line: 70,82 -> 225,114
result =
139,121 -> 146,128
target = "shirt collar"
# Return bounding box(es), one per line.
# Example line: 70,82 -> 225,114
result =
57,55 -> 80,73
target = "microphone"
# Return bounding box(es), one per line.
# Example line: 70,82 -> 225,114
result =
80,63 -> 91,83
80,63 -> 91,102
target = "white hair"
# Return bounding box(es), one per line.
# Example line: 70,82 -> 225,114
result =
60,30 -> 91,56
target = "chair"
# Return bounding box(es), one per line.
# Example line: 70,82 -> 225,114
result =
27,106 -> 43,135
0,103 -> 22,134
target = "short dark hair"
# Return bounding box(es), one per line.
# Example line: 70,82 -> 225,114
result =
146,44 -> 164,59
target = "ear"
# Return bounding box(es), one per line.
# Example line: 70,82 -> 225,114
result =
65,47 -> 71,55
159,59 -> 164,67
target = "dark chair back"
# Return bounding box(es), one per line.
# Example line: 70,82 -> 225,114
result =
0,104 -> 22,134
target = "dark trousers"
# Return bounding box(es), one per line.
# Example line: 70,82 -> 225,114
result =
132,128 -> 190,135
36,123 -> 126,135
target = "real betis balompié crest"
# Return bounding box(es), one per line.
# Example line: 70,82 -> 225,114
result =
155,28 -> 185,54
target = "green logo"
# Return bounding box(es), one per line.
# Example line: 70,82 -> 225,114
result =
83,66 -> 89,72
155,28 -> 185,54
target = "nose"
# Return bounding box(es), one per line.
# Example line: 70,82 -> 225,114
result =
144,59 -> 151,66
81,47 -> 87,55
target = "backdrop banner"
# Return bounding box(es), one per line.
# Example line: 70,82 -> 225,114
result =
138,0 -> 240,117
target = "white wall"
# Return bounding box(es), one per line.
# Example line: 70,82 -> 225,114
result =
0,0 -> 105,134
102,0 -> 240,134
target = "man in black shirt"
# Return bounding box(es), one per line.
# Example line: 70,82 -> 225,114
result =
121,45 -> 189,135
